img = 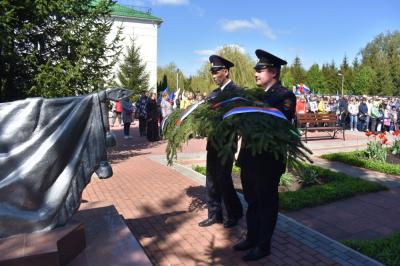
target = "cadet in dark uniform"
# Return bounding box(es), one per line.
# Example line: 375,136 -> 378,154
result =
198,55 -> 243,228
233,50 -> 296,261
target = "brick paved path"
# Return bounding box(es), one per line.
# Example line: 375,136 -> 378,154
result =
82,125 -> 381,265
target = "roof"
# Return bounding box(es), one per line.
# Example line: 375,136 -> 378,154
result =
111,3 -> 163,23
92,0 -> 163,24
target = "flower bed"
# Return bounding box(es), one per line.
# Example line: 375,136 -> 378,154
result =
322,130 -> 400,175
342,232 -> 400,266
192,164 -> 386,211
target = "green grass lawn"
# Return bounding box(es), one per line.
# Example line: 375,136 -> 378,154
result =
342,232 -> 400,266
192,164 -> 387,211
321,150 -> 400,175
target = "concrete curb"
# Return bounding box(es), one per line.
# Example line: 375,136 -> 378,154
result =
149,154 -> 384,266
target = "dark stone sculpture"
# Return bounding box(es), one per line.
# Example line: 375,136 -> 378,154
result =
0,88 -> 131,238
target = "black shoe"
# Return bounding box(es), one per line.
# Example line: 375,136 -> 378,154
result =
242,246 -> 271,261
223,218 -> 240,228
233,239 -> 255,251
198,218 -> 223,227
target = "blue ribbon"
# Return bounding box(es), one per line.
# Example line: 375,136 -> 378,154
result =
223,106 -> 288,120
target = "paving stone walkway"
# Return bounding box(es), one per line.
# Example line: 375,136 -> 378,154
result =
82,125 -> 384,265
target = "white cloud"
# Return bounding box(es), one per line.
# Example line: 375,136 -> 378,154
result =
193,44 -> 247,63
151,0 -> 189,5
220,19 -> 254,32
196,56 -> 210,63
193,49 -> 215,56
220,18 -> 277,40
217,44 -> 246,54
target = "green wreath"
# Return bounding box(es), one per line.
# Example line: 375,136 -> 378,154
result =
162,88 -> 312,169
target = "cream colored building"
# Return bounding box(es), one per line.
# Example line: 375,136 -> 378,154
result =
108,3 -> 163,91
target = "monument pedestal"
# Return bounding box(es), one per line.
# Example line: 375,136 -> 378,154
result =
0,202 -> 151,266
69,201 -> 152,266
0,222 -> 85,266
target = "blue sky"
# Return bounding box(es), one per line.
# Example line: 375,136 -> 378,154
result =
116,0 -> 400,76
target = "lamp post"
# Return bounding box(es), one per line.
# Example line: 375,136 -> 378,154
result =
338,73 -> 344,96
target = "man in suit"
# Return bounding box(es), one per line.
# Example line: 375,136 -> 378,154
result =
233,49 -> 296,261
198,55 -> 243,228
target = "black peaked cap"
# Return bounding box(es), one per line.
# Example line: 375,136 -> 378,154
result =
209,55 -> 234,71
254,49 -> 287,70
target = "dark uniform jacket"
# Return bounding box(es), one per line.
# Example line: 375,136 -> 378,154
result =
238,81 -> 296,249
205,80 -> 243,221
206,80 -> 242,151
237,81 -> 296,166
263,81 -> 296,121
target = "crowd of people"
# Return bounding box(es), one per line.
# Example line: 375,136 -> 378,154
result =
110,90 -> 400,142
106,49 -> 400,262
296,94 -> 400,132
109,90 -> 210,141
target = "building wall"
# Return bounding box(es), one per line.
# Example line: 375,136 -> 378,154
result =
108,17 -> 159,92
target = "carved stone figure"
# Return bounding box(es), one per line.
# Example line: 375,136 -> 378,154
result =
0,89 -> 131,238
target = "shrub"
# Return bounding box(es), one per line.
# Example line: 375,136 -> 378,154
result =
343,232 -> 400,266
297,167 -> 321,186
365,131 -> 388,162
280,172 -> 295,188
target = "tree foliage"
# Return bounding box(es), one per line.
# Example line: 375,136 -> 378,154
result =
291,56 -> 306,84
156,63 -> 185,93
163,31 -> 400,96
352,66 -> 376,95
305,64 -> 325,94
0,0 -> 122,101
118,36 -> 149,95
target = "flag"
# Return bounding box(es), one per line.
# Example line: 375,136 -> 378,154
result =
302,84 -> 311,93
297,84 -> 311,94
168,91 -> 175,101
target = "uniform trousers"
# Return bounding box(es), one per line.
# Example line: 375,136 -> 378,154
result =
239,149 -> 285,250
205,146 -> 243,220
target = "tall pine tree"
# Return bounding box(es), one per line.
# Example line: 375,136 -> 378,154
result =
0,0 -> 122,101
388,39 -> 400,95
321,61 -> 340,95
305,64 -> 325,94
291,56 -> 306,84
359,31 -> 400,95
340,55 -> 354,94
353,66 -> 376,95
118,37 -> 149,95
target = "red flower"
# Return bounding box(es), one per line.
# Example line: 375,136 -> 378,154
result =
365,131 -> 373,137
378,133 -> 386,139
393,130 -> 400,136
381,137 -> 388,145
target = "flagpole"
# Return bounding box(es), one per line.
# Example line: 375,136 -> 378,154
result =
176,69 -> 179,92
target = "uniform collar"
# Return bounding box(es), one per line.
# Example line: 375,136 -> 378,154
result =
265,81 -> 281,92
220,79 -> 232,91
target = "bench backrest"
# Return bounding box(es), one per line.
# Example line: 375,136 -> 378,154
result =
297,113 -> 337,127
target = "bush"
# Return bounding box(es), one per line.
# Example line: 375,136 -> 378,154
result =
280,172 -> 295,188
321,150 -> 400,175
342,232 -> 400,266
192,164 -> 387,211
366,140 -> 387,162
297,167 -> 321,186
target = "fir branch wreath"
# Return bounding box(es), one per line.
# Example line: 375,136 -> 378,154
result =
162,88 -> 312,169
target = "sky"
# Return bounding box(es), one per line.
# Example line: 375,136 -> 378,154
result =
116,0 -> 400,77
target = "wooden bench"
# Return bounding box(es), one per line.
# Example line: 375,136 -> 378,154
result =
297,113 -> 345,142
